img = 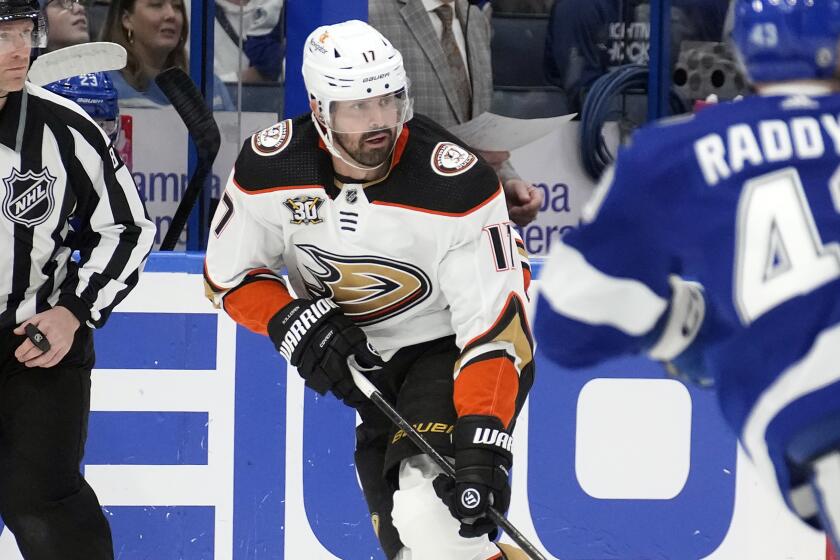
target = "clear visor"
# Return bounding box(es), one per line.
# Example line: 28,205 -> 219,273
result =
326,89 -> 413,134
96,118 -> 120,141
0,15 -> 48,54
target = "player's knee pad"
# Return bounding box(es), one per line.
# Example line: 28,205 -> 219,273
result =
391,454 -> 500,560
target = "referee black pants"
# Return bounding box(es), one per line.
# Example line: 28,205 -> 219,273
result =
0,327 -> 113,560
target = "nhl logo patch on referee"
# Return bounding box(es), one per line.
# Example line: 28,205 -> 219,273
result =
431,142 -> 477,176
252,120 -> 292,156
2,168 -> 57,228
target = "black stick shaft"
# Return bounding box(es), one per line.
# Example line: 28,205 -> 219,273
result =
155,67 -> 221,250
358,376 -> 548,560
160,162 -> 211,250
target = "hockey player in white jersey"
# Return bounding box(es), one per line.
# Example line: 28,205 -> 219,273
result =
535,0 -> 840,551
204,20 -> 534,560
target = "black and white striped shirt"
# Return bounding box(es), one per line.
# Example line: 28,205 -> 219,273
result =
0,82 -> 155,330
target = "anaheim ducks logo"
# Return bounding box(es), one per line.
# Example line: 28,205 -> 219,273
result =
296,244 -> 432,326
252,120 -> 292,156
431,142 -> 477,176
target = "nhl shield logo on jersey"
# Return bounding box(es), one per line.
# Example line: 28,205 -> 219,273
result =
431,142 -> 477,176
296,244 -> 433,326
345,188 -> 358,204
284,196 -> 325,225
252,120 -> 292,156
1,168 -> 57,228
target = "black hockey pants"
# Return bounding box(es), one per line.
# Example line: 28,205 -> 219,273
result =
0,327 -> 113,560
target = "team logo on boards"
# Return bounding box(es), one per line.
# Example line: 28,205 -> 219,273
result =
284,196 -> 325,225
295,244 -> 432,326
2,168 -> 57,228
252,120 -> 292,156
431,142 -> 477,176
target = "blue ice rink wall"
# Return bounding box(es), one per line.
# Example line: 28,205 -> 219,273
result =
0,254 -> 825,559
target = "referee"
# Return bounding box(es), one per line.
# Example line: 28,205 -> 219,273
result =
0,1 -> 155,558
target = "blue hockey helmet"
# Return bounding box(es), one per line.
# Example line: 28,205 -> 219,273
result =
731,0 -> 840,84
44,72 -> 120,140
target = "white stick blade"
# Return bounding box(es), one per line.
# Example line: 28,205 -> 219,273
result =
28,42 -> 128,86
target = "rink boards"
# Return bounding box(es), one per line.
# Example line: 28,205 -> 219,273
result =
0,253 -> 826,559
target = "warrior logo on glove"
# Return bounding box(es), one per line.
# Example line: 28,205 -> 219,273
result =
274,298 -> 339,360
268,296 -> 384,408
460,488 -> 481,510
434,415 -> 514,538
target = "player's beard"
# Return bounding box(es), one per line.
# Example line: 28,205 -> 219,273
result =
334,128 -> 396,168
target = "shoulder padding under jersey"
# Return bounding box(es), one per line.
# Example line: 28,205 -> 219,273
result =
369,113 -> 502,216
233,114 -> 335,193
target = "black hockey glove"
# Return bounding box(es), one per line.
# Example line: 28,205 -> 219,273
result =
267,298 -> 384,407
433,415 -> 513,539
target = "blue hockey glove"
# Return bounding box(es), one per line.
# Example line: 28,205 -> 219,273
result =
648,275 -> 715,387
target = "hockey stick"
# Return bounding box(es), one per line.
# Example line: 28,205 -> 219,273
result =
155,67 -> 222,250
28,42 -> 127,86
348,363 -> 548,560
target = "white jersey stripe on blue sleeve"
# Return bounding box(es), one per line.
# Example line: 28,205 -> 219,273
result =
538,241 -> 668,336
741,322 -> 840,509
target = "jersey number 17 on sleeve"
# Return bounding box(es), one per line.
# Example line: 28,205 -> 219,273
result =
734,165 -> 840,325
484,223 -> 516,271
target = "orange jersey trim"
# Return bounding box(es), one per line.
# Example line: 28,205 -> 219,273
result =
454,356 -> 519,428
204,264 -> 277,292
223,279 -> 293,335
371,186 -> 502,217
232,177 -> 326,195
391,125 -> 410,167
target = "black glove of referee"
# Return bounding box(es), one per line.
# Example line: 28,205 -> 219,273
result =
433,415 -> 513,539
267,297 -> 383,407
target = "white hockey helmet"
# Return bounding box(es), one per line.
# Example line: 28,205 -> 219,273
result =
302,20 -> 412,144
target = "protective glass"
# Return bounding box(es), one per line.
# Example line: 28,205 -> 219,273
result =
0,25 -> 41,52
327,89 -> 413,134
97,118 -> 120,142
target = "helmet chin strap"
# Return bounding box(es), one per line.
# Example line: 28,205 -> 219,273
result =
311,112 -> 401,174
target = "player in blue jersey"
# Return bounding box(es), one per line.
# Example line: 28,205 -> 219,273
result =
45,72 -> 121,141
535,0 -> 840,549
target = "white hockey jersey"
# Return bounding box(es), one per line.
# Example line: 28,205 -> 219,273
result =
204,114 -> 533,427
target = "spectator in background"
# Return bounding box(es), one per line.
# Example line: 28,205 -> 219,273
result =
39,0 -> 90,50
101,0 -> 234,110
215,0 -> 284,83
40,0 -> 121,145
370,0 -> 542,227
544,0 -> 728,114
